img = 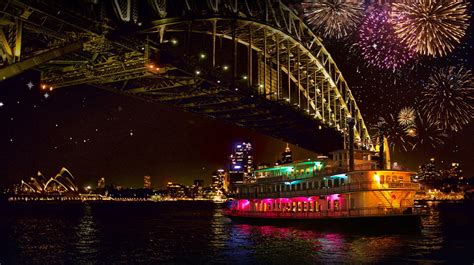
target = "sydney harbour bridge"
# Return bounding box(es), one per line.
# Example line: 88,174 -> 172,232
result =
0,0 -> 372,153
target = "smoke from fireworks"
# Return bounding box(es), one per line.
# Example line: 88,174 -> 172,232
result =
421,66 -> 474,132
302,0 -> 365,39
357,6 -> 416,71
391,0 -> 471,57
398,106 -> 416,126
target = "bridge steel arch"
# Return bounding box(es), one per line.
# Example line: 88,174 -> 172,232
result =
0,0 -> 372,152
138,1 -> 372,150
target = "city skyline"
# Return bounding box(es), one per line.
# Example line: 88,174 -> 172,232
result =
1,71 -> 472,187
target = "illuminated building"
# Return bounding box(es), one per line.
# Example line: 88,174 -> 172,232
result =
281,143 -> 293,164
97,177 -> 105,189
211,169 -> 227,192
194,179 -> 204,187
167,182 -> 185,198
417,158 -> 440,184
18,167 -> 79,195
193,179 -> 204,197
144,175 -> 152,189
229,141 -> 254,188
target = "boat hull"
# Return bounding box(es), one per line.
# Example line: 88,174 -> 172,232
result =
224,211 -> 423,230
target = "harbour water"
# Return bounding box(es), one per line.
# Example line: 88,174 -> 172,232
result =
0,201 -> 472,264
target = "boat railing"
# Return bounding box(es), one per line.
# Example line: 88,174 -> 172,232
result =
239,181 -> 420,199
225,206 -> 416,218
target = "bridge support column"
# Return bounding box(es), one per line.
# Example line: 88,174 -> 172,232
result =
348,117 -> 355,171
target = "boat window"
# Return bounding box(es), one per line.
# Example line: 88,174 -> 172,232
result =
350,198 -> 355,209
327,200 -> 331,210
334,200 -> 339,211
334,178 -> 340,187
328,180 -> 333,188
302,182 -> 306,190
340,178 -> 345,185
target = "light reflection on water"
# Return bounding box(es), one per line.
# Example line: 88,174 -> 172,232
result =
0,201 -> 472,264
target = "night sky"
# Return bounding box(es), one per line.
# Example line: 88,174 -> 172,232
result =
1,1 -> 473,189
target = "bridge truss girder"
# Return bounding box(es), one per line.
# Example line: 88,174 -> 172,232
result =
0,0 -> 373,153
142,16 -> 372,150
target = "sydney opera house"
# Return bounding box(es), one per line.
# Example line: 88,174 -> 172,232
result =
18,167 -> 80,196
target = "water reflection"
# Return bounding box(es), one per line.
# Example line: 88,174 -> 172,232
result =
74,203 -> 99,264
227,222 -> 412,263
0,201 -> 472,264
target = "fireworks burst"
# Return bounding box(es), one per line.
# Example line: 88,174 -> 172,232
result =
372,115 -> 412,152
302,0 -> 365,39
421,66 -> 474,132
391,0 -> 471,57
409,112 -> 448,150
398,106 -> 416,126
357,6 -> 416,71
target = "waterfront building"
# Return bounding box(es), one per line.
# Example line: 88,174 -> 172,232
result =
144,175 -> 152,189
193,179 -> 204,198
97,177 -> 105,189
211,170 -> 225,192
194,179 -> 204,187
229,141 -> 255,188
417,158 -> 440,184
18,167 -> 79,196
167,182 -> 186,198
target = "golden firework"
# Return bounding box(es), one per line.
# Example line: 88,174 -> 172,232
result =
390,0 -> 471,57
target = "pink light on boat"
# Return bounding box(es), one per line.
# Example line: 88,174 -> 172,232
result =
238,199 -> 250,210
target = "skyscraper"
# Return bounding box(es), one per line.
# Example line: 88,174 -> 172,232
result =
144,175 -> 152,189
211,169 -> 227,192
97,177 -> 105,189
281,143 -> 293,164
229,141 -> 254,186
417,158 -> 439,184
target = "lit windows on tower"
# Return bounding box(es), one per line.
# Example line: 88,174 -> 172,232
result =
281,143 -> 293,164
229,141 -> 255,186
144,175 -> 152,189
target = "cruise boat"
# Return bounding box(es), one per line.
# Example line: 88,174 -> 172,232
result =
225,149 -> 423,225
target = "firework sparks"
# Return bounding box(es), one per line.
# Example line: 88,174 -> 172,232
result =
357,6 -> 416,71
421,66 -> 474,132
372,115 -> 412,152
398,106 -> 416,126
391,0 -> 471,57
302,0 -> 365,39
409,112 -> 448,150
